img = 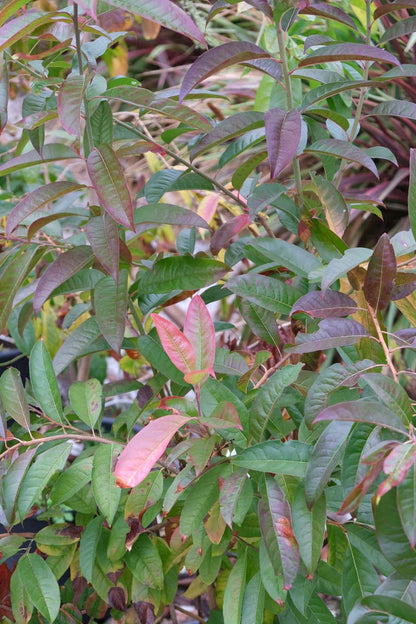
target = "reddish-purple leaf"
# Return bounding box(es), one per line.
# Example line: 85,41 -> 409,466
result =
374,1 -> 416,19
7,182 -> 85,236
219,470 -> 248,527
363,233 -> 396,311
339,461 -> 384,514
391,272 -> 416,301
179,42 -> 270,103
299,2 -> 357,29
264,108 -> 301,180
0,144 -> 79,177
259,476 -> 299,590
0,60 -> 7,133
291,290 -> 357,318
299,43 -> 400,68
0,11 -> 64,53
183,295 -> 216,374
210,214 -> 251,255
368,100 -> 416,121
33,246 -> 94,314
114,414 -> 191,488
191,111 -> 264,160
105,86 -> 154,108
306,139 -> 379,178
91,0 -> 206,46
409,149 -> 416,242
287,318 -> 368,354
242,58 -> 282,82
57,74 -> 85,136
151,314 -> 196,374
86,213 -> 119,281
314,400 -> 408,435
87,145 -> 134,230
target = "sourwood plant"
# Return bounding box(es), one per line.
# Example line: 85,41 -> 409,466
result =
2,0 -> 416,622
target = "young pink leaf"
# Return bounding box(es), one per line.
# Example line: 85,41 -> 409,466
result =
184,368 -> 212,386
183,295 -> 216,374
114,414 -> 191,488
264,108 -> 302,180
151,313 -> 196,374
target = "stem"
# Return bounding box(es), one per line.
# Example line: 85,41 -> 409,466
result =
367,303 -> 398,382
0,433 -> 118,461
276,24 -> 304,208
73,3 -> 94,155
114,118 -> 247,210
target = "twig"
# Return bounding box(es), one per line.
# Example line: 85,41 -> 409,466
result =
366,303 -> 398,382
173,604 -> 206,624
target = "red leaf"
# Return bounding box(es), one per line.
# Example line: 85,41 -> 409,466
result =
114,414 -> 191,488
151,314 -> 196,374
264,108 -> 302,180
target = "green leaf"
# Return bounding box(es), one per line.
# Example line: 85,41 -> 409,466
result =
342,543 -> 380,615
362,373 -> 412,425
179,466 -> 225,538
124,470 -> 164,523
3,448 -> 37,524
33,246 -> 94,314
79,515 -> 104,583
15,553 -> 60,622
0,245 -> 45,332
223,548 -> 247,624
292,483 -> 326,575
246,237 -> 322,276
10,562 -> 32,624
126,533 -> 164,589
363,233 -> 396,311
0,367 -> 30,430
137,256 -> 228,294
90,100 -> 113,146
50,455 -> 93,505
397,464 -> 416,548
249,364 -> 302,441
92,443 -> 122,526
375,488 -> 416,577
349,595 -> 416,624
137,330 -> 187,385
0,143 -> 79,177
53,316 -> 101,375
219,469 -> 249,527
341,424 -> 381,494
234,440 -> 311,477
0,10 -> 63,53
370,99 -> 416,122
321,248 -> 372,292
227,274 -> 300,315
305,420 -> 353,508
239,299 -> 280,346
309,175 -> 348,237
95,270 -> 128,353
301,80 -> 378,111
29,341 -> 63,424
17,444 -> 71,520
69,378 -> 103,429
87,144 -> 134,229
306,139 -> 378,178
241,572 -> 265,624
259,475 -> 299,590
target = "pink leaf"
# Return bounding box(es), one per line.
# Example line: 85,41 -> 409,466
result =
183,295 -> 216,373
114,414 -> 191,488
151,314 -> 196,374
210,214 -> 251,255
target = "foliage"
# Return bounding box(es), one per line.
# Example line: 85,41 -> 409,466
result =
2,0 -> 416,622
